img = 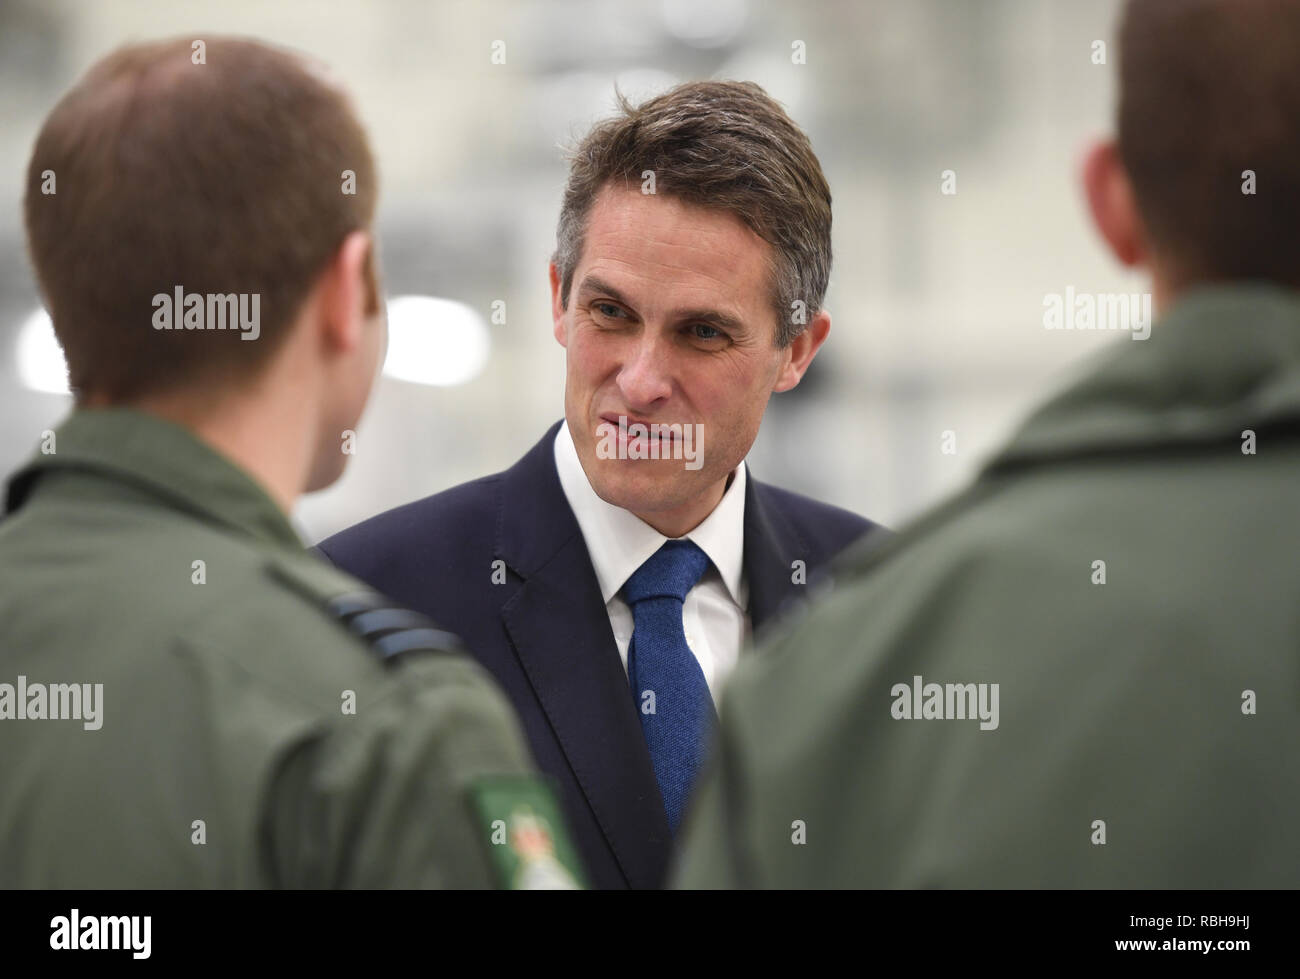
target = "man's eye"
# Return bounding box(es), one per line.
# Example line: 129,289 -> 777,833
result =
691,323 -> 723,341
593,302 -> 623,319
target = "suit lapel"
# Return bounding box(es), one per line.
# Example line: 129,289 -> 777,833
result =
742,477 -> 814,636
496,423 -> 671,889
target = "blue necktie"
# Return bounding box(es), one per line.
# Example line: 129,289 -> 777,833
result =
623,539 -> 715,834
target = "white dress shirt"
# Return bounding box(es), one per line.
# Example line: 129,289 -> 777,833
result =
553,421 -> 749,703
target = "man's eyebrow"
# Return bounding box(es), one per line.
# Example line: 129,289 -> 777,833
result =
576,275 -> 747,332
672,306 -> 746,333
577,276 -> 633,308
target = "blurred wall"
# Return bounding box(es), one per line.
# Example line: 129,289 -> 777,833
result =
0,0 -> 1142,541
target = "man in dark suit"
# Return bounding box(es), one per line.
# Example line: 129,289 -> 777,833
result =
318,80 -> 884,888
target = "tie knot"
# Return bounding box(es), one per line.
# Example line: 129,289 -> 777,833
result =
622,539 -> 710,606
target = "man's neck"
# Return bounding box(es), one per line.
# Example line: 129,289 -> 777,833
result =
90,385 -> 312,513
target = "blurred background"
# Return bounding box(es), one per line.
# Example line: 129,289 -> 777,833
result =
0,0 -> 1141,541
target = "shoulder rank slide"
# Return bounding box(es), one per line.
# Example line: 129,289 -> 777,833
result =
326,590 -> 463,665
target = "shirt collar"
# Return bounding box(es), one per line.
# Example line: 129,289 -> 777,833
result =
5,407 -> 301,549
553,420 -> 748,607
985,282 -> 1300,475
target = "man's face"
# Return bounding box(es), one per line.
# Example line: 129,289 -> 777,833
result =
551,183 -> 798,529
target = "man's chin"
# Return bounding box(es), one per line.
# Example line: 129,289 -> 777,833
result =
587,464 -> 702,517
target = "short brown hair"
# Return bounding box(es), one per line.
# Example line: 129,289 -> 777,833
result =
552,80 -> 832,347
1118,0 -> 1300,290
24,36 -> 379,401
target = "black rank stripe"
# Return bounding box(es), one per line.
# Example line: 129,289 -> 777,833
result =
325,592 -> 462,662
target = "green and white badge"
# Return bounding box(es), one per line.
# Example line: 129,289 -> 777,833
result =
469,776 -> 586,890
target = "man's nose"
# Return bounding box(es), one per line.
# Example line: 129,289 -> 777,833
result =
616,332 -> 674,409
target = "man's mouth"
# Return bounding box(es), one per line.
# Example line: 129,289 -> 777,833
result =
598,413 -> 688,443
591,413 -> 706,471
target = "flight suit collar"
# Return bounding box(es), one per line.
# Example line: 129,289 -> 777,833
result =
4,407 -> 301,549
985,282 -> 1300,475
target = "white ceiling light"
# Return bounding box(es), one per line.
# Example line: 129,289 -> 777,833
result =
382,295 -> 491,387
660,0 -> 748,48
16,307 -> 70,396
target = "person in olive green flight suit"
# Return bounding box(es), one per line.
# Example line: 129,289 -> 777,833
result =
676,0 -> 1300,888
0,36 -> 582,889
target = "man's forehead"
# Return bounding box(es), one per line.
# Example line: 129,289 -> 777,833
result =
578,185 -> 773,307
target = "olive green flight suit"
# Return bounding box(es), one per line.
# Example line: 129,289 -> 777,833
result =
0,409 -> 583,889
676,284 -> 1300,888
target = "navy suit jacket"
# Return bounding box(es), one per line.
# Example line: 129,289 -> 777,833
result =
316,420 -> 883,888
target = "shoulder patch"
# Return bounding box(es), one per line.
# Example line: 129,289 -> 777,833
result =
468,776 -> 587,890
265,554 -> 462,666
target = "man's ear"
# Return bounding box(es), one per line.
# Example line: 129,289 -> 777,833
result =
1082,140 -> 1147,268
321,230 -> 373,353
549,262 -> 568,348
773,310 -> 831,393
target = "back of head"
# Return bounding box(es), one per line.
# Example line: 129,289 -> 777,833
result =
23,36 -> 379,403
1119,0 -> 1300,291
